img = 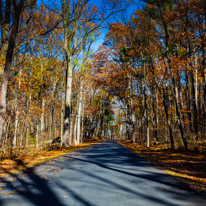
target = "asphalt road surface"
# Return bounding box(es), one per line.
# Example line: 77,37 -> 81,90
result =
0,141 -> 205,206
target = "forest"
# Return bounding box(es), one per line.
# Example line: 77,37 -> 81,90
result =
0,0 -> 206,159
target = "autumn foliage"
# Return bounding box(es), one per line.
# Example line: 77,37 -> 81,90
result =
0,0 -> 206,159
89,0 -> 206,151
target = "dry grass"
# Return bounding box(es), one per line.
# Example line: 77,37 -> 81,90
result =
119,140 -> 206,194
0,138 -> 104,178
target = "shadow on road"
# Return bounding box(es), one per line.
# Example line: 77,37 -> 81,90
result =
0,159 -> 91,206
0,141 -> 205,206
0,159 -> 66,206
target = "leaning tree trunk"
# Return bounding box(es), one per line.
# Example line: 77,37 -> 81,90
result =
0,0 -> 25,143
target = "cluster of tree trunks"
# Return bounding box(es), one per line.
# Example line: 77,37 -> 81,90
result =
0,0 -> 129,156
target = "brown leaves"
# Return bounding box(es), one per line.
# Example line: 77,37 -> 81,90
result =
0,139 -> 102,178
4,192 -> 15,195
119,140 -> 206,194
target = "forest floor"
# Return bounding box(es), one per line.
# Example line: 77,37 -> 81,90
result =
119,140 -> 206,195
0,138 -> 104,178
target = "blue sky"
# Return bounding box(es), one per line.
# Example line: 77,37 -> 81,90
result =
38,0 -> 142,52
88,0 -> 142,52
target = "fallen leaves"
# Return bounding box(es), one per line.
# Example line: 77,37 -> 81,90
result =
0,138 -> 103,178
119,140 -> 206,194
4,192 -> 15,195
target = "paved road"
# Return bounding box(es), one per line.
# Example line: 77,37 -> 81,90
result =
0,141 -> 205,206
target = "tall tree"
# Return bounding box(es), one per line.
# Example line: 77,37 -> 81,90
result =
0,0 -> 26,142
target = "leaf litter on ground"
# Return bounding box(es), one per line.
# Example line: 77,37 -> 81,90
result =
119,140 -> 206,194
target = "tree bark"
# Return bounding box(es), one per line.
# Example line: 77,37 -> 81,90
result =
76,76 -> 83,145
0,0 -> 25,143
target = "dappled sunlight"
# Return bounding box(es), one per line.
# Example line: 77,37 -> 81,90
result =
1,141 -> 205,206
119,140 -> 206,194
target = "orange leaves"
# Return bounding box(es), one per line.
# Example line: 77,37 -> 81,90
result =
106,22 -> 130,50
109,22 -> 129,38
127,49 -> 136,56
29,106 -> 44,118
4,192 -> 15,195
120,139 -> 206,193
182,120 -> 193,125
0,57 -> 5,71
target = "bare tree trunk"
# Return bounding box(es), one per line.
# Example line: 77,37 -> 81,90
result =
13,110 -> 18,147
155,90 -> 159,142
0,0 -> 25,142
41,99 -> 45,134
162,87 -> 174,149
36,123 -> 39,149
143,63 -> 150,147
80,103 -> 84,143
147,127 -> 150,148
63,55 -> 73,146
49,108 -> 53,145
76,77 -> 83,145
54,120 -> 57,139
173,76 -> 188,149
69,115 -> 73,145
26,126 -> 29,148
61,93 -> 64,145
13,68 -> 22,147
62,6 -> 78,146
19,123 -> 24,149
195,54 -> 198,108
73,116 -> 77,145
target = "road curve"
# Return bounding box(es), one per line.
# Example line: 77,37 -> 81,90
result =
0,140 -> 205,206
